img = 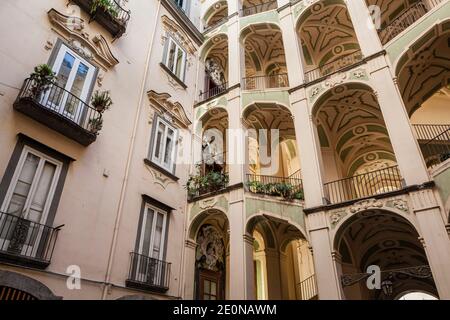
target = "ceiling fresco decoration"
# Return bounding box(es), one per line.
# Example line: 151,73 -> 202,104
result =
241,23 -> 287,77
204,1 -> 228,27
396,26 -> 450,116
313,84 -> 395,175
203,34 -> 229,81
296,1 -> 360,67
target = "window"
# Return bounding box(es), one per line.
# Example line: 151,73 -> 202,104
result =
150,117 -> 178,173
47,42 -> 97,123
174,0 -> 187,12
0,146 -> 62,223
164,37 -> 187,81
137,204 -> 168,260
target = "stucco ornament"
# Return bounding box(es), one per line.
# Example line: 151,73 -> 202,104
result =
348,199 -> 383,214
199,198 -> 218,210
329,210 -> 347,226
392,199 -> 409,212
196,225 -> 225,271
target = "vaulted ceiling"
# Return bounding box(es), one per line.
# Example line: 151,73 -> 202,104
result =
396,28 -> 450,116
296,1 -> 360,67
203,34 -> 229,81
242,23 -> 287,77
204,1 -> 228,27
313,84 -> 395,176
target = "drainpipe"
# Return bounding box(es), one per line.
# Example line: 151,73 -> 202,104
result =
101,0 -> 162,300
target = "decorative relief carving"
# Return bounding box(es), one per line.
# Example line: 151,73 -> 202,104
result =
329,209 -> 347,226
199,198 -> 218,210
145,166 -> 175,189
47,9 -> 119,70
161,15 -> 196,55
348,199 -> 383,214
392,199 -> 409,212
147,90 -> 191,128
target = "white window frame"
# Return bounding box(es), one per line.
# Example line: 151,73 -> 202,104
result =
164,37 -> 187,81
137,203 -> 168,261
0,146 -> 63,256
45,43 -> 96,123
150,117 -> 178,173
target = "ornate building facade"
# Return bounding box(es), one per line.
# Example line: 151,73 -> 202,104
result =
0,0 -> 449,300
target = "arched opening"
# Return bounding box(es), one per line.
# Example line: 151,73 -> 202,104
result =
365,0 -> 446,45
243,103 -> 303,200
189,209 -> 229,300
200,34 -> 229,102
395,21 -> 450,168
296,0 -> 363,82
397,291 -> 438,300
189,108 -> 229,198
313,83 -> 402,204
241,23 -> 289,90
0,270 -> 60,300
247,215 -> 316,300
241,0 -> 278,17
203,1 -> 228,31
335,209 -> 438,300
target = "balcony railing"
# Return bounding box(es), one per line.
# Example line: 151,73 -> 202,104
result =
419,128 -> 450,169
240,1 -> 278,17
297,274 -> 318,300
377,0 -> 445,45
246,174 -> 304,200
71,0 -> 130,38
413,124 -> 450,141
242,74 -> 289,91
0,211 -> 63,269
304,50 -> 363,83
14,78 -> 102,146
324,165 -> 403,205
126,252 -> 171,292
199,82 -> 228,102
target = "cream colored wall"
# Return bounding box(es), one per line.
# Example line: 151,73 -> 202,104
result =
0,0 -> 198,300
411,92 -> 450,125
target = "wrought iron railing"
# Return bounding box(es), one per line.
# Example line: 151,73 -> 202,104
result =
324,165 -> 403,205
304,50 -> 363,83
246,174 -> 304,200
0,211 -> 63,265
127,252 -> 171,291
240,1 -> 278,17
242,74 -> 289,91
419,128 -> 450,168
297,274 -> 318,300
199,82 -> 228,102
413,124 -> 450,141
288,169 -> 302,180
16,78 -> 102,134
73,0 -> 130,27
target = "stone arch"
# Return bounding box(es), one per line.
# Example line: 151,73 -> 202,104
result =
203,0 -> 228,27
246,215 -> 277,249
188,208 -> 229,241
0,270 -> 61,300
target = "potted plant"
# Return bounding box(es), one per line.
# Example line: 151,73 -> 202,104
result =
88,116 -> 103,135
29,64 -> 56,98
91,0 -> 119,19
91,90 -> 113,113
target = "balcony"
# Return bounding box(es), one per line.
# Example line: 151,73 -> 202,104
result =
324,165 -> 403,205
71,0 -> 130,38
304,50 -> 363,84
297,274 -> 318,300
198,82 -> 228,103
187,160 -> 229,200
240,1 -> 278,17
246,174 -> 304,201
242,74 -> 289,91
0,211 -> 63,269
414,125 -> 450,169
377,0 -> 444,45
126,252 -> 171,293
13,78 -> 102,146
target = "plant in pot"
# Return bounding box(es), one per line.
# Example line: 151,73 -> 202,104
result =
91,0 -> 119,19
88,116 -> 103,135
91,90 -> 113,113
30,64 -> 56,98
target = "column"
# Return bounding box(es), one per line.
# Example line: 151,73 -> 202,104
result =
278,6 -> 305,87
264,248 -> 282,299
344,0 -> 382,56
290,90 -> 325,207
228,189 -> 255,299
411,189 -> 450,299
279,252 -> 291,299
227,14 -> 245,87
183,239 -> 197,299
369,58 -> 430,185
307,211 -> 343,300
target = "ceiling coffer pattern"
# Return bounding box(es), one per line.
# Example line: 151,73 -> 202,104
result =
313,84 -> 395,174
296,1 -> 360,67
